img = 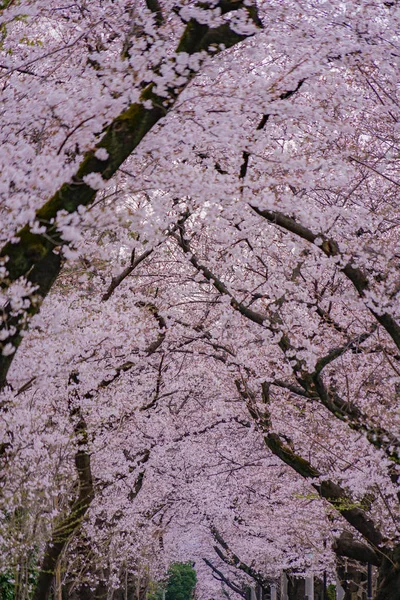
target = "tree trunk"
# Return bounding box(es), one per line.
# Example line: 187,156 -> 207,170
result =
287,576 -> 305,600
336,557 -> 367,600
375,546 -> 400,600
32,401 -> 94,600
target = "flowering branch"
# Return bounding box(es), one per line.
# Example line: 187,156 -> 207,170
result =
0,0 -> 262,387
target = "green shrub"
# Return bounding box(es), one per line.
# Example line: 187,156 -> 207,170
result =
165,562 -> 197,600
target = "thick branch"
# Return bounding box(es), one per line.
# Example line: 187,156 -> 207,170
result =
172,230 -> 266,326
299,329 -> 400,467
314,328 -> 377,374
333,531 -> 381,566
266,438 -> 383,547
146,0 -> 164,27
102,248 -> 153,302
102,209 -> 190,301
270,380 -> 309,398
211,527 -> 271,589
235,380 -> 384,549
239,79 -> 306,180
311,372 -> 400,470
203,558 -> 247,598
0,1 -> 262,387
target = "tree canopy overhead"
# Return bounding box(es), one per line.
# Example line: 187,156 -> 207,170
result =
0,1 -> 399,599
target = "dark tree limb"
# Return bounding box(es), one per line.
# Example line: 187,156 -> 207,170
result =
175,230 -> 399,469
203,558 -> 247,598
172,229 -> 266,326
239,79 -> 306,181
250,207 -> 400,352
211,527 -> 272,590
102,209 -> 190,302
333,531 -> 381,566
314,327 -> 377,374
235,380 -> 384,550
101,248 -> 154,302
146,0 -> 164,27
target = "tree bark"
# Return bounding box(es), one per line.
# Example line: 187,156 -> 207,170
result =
32,394 -> 94,600
375,546 -> 400,600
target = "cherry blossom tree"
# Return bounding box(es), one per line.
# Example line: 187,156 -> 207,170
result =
0,1 -> 399,600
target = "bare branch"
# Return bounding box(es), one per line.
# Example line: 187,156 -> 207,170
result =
102,248 -> 154,302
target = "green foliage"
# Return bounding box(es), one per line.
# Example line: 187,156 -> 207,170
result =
327,584 -> 336,600
165,562 -> 197,600
0,550 -> 39,600
148,579 -> 165,600
0,572 -> 15,600
18,36 -> 43,47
